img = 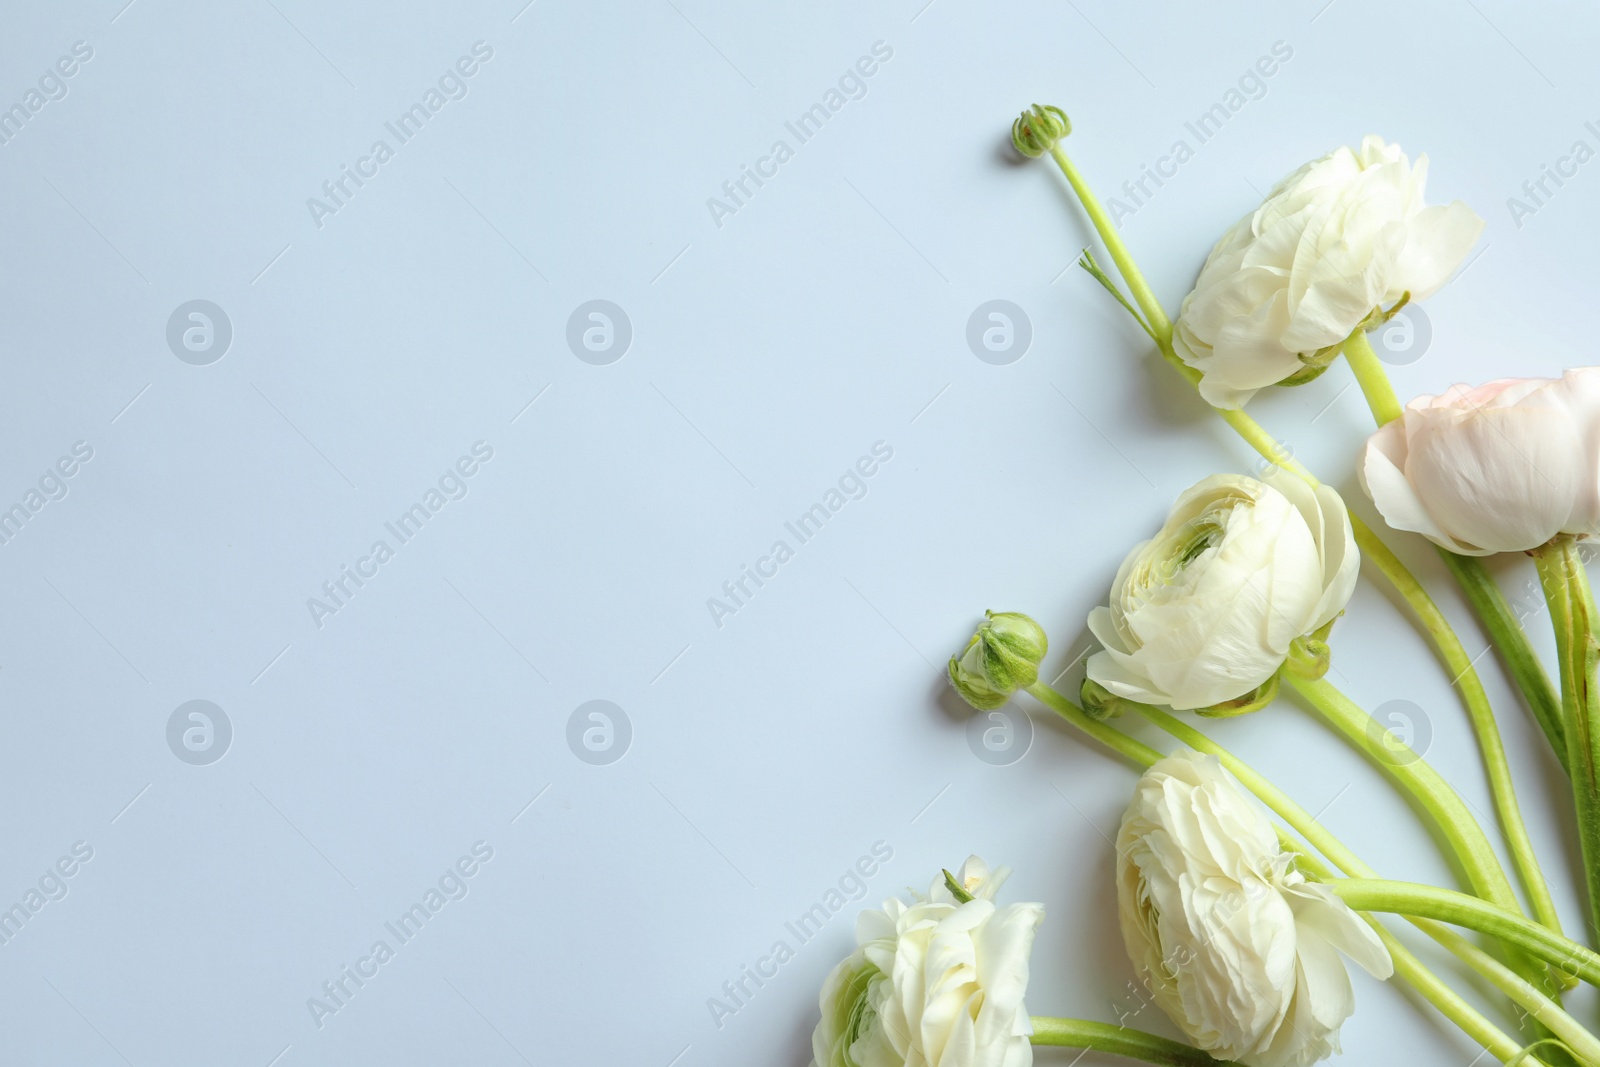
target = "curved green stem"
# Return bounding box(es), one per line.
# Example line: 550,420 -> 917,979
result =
1346,520 -> 1567,952
1438,549 -> 1567,769
1341,329 -> 1404,424
1423,923 -> 1600,1064
1330,879 -> 1600,988
1034,143 -> 1564,952
1023,682 -> 1164,766
1284,675 -> 1528,921
1019,682 -> 1553,1063
1047,144 -> 1172,342
1346,325 -> 1569,774
1533,538 -> 1600,944
1028,1017 -> 1239,1065
1285,844 -> 1574,1067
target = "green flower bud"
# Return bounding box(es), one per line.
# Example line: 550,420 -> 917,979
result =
1012,104 -> 1070,158
1193,672 -> 1280,718
947,611 -> 1049,710
1284,635 -> 1331,681
1079,678 -> 1127,721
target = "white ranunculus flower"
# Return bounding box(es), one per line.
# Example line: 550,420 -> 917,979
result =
1359,369 -> 1600,555
1118,751 -> 1392,1067
1086,473 -> 1358,712
812,856 -> 1043,1067
1174,135 -> 1484,409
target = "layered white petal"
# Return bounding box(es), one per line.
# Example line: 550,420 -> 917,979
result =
812,860 -> 1043,1067
1117,752 -> 1390,1067
1172,136 -> 1482,408
1085,474 -> 1359,710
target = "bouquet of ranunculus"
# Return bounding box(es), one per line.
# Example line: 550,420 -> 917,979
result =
802,106 -> 1600,1067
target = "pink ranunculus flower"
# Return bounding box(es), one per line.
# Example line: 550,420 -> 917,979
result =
1358,368 -> 1600,555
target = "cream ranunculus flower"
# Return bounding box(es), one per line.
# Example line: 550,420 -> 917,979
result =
1118,751 -> 1392,1067
1086,473 -> 1358,712
1174,135 -> 1484,409
1359,369 -> 1600,555
812,857 -> 1043,1067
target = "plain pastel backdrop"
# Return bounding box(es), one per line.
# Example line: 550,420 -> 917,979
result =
0,0 -> 1593,1063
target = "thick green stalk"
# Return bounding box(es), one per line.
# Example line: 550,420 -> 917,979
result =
1286,843 -> 1575,1066
1023,682 -> 1163,766
1438,549 -> 1567,767
1330,879 -> 1600,988
1022,684 -> 1557,1063
1533,538 -> 1600,943
1285,675 -> 1528,922
1017,687 -> 1555,1062
1341,330 -> 1404,424
1028,1017 -> 1239,1065
1344,327 -> 1568,772
1039,140 -> 1563,948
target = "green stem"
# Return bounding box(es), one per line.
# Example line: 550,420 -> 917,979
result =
1034,144 -> 1565,952
1439,549 -> 1568,768
1047,144 -> 1172,342
1286,843 -> 1575,1066
1287,673 -> 1563,991
1341,329 -> 1404,424
1533,538 -> 1600,944
1347,521 -> 1567,952
1023,682 -> 1164,766
1019,683 -> 1557,1063
1028,1017 -> 1240,1065
1345,326 -> 1569,775
1330,879 -> 1600,988
1284,675 -> 1527,920
1423,924 -> 1600,1065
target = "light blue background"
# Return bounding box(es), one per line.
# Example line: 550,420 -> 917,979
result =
0,0 -> 1592,1064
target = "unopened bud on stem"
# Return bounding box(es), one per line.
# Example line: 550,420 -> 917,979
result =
948,611 -> 1049,710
